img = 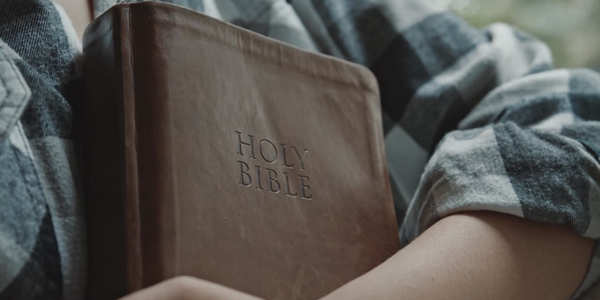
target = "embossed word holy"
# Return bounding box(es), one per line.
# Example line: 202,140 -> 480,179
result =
236,131 -> 312,200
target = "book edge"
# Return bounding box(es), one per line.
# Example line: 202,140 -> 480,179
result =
84,1 -> 381,96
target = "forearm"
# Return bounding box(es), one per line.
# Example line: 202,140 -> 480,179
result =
321,212 -> 594,300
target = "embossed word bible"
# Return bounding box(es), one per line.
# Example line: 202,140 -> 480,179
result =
83,2 -> 399,300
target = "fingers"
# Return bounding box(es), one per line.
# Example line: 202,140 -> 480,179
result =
119,276 -> 263,300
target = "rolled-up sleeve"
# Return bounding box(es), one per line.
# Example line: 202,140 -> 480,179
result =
285,1 -> 600,298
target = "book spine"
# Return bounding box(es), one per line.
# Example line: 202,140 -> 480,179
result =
83,5 -> 138,300
124,3 -> 179,289
119,4 -> 144,293
85,4 -> 179,299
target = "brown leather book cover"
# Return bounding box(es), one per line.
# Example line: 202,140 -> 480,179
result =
83,2 -> 399,300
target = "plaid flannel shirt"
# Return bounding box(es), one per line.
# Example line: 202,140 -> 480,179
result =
1,0 -> 599,299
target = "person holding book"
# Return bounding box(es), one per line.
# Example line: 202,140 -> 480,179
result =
0,0 -> 599,300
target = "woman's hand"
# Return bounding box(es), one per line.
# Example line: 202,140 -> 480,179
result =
119,276 -> 263,300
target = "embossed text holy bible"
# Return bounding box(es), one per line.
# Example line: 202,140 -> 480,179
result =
83,2 -> 399,300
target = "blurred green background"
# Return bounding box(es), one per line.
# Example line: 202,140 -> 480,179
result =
426,0 -> 600,71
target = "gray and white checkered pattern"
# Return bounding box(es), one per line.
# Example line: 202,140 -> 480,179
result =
1,0 -> 599,299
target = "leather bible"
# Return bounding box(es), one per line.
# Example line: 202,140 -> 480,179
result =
83,2 -> 399,300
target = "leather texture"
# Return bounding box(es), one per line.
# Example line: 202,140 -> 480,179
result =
83,2 -> 399,300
